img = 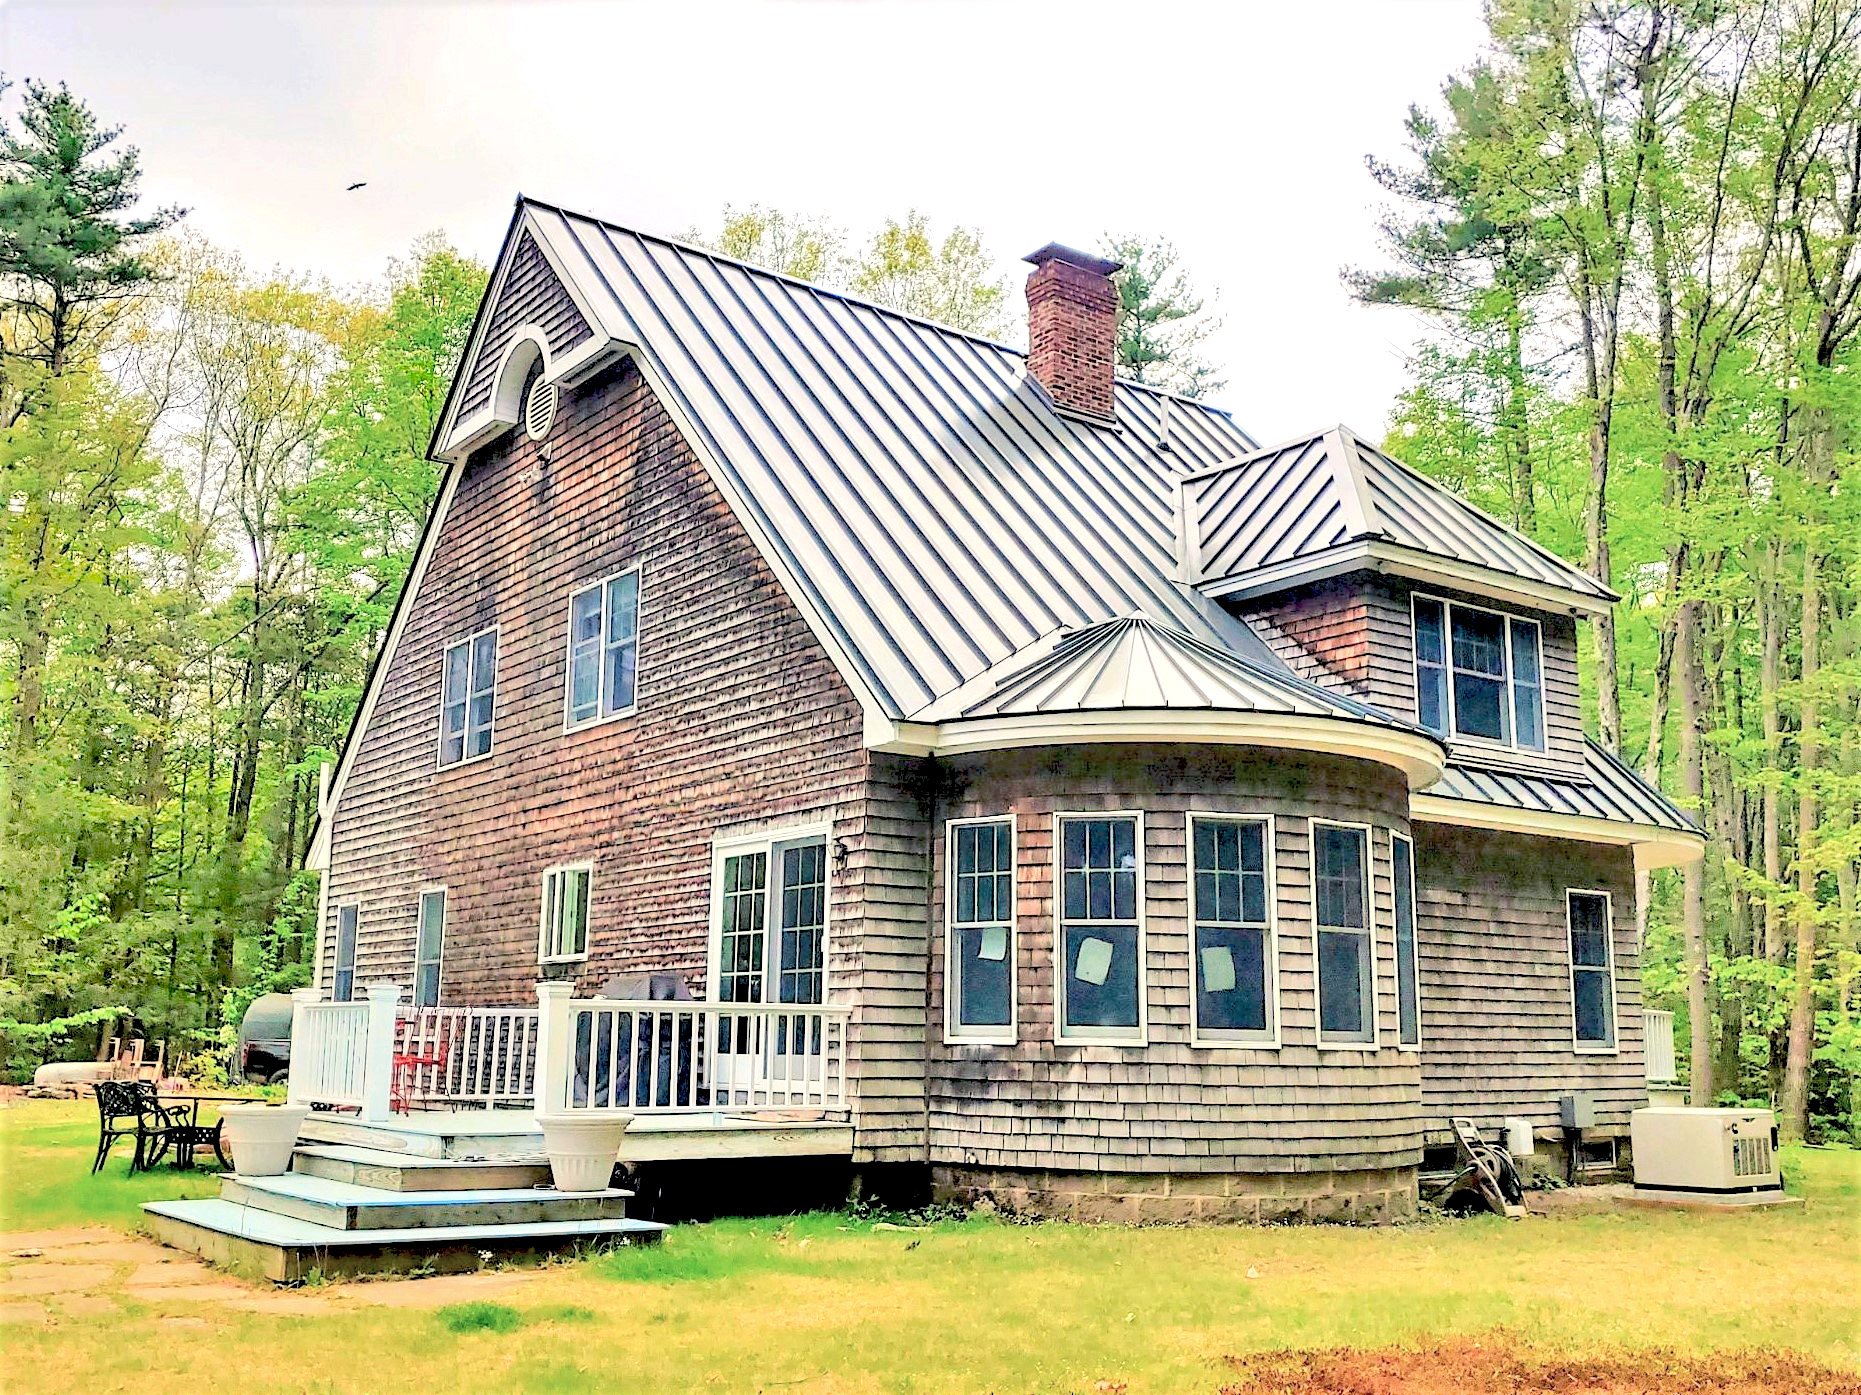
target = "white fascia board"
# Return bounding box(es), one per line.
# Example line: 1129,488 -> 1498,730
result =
1410,793 -> 1706,870
1196,540 -> 1614,618
871,710 -> 1446,787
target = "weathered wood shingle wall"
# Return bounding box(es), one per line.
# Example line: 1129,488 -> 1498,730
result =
320,354 -> 926,1158
1413,825 -> 1644,1138
455,229 -> 593,419
923,746 -> 1424,1175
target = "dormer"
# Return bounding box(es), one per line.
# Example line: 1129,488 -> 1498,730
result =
1175,427 -> 1616,782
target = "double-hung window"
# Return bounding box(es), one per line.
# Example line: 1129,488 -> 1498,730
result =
713,829 -> 829,1008
1314,821 -> 1375,1046
1412,595 -> 1545,750
1391,833 -> 1421,1048
414,888 -> 446,1008
565,568 -> 640,728
947,817 -> 1015,1042
1055,813 -> 1144,1043
1567,890 -> 1617,1051
332,904 -> 359,1002
439,627 -> 497,765
1190,815 -> 1276,1045
539,864 -> 592,964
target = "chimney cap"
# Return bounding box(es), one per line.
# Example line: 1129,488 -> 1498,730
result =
1023,243 -> 1123,279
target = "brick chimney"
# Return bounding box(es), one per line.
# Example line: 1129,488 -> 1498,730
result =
1024,243 -> 1123,422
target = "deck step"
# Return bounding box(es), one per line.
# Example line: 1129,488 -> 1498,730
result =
296,1112 -> 545,1160
220,1172 -> 631,1231
291,1144 -> 552,1193
141,1198 -> 663,1284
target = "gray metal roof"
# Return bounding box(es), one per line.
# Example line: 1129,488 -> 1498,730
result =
1426,740 -> 1699,833
523,200 -> 1305,721
926,613 -> 1420,726
1182,426 -> 1618,606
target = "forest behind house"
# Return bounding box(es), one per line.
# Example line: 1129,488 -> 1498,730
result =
2,0 -> 1856,1143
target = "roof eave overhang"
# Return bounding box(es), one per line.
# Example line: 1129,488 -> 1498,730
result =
1410,792 -> 1706,871
1196,540 -> 1618,618
872,709 -> 1446,788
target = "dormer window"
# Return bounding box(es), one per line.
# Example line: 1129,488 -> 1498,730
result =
1412,595 -> 1544,750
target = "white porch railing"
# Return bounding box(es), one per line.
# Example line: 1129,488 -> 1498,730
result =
287,984 -> 400,1120
1644,1008 -> 1677,1083
396,1005 -> 539,1107
534,983 -> 851,1117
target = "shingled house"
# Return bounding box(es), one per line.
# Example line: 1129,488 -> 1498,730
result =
301,197 -> 1702,1223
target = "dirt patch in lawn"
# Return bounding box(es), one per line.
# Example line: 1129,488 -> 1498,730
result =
0,1224 -> 543,1322
1220,1335 -> 1861,1394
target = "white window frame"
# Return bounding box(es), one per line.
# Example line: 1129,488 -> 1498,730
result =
944,814 -> 1018,1046
332,903 -> 359,1002
705,820 -> 834,1004
1312,818 -> 1378,1051
538,862 -> 594,966
562,564 -> 643,732
1052,809 -> 1148,1047
1391,832 -> 1421,1051
1411,592 -> 1546,753
1187,812 -> 1280,1050
414,885 -> 446,1009
1566,887 -> 1619,1055
437,624 -> 499,768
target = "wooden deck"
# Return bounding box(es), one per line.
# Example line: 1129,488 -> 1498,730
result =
296,1107 -> 855,1163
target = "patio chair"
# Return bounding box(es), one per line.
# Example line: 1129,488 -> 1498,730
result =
391,1014 -> 454,1114
91,1081 -> 186,1174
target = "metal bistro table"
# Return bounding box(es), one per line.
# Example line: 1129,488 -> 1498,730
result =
153,1093 -> 242,1170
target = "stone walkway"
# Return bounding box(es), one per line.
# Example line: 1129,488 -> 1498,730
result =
0,1226 -> 541,1325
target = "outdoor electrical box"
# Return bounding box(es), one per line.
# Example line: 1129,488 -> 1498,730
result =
1559,1092 -> 1596,1130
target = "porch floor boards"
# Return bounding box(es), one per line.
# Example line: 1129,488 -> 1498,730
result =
297,1109 -> 854,1163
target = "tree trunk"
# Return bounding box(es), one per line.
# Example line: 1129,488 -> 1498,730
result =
1676,595 -> 1714,1106
1780,525 -> 1821,1143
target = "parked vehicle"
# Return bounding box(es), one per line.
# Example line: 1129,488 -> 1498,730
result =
237,993 -> 294,1086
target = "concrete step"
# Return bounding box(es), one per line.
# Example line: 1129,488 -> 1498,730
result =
220,1172 -> 631,1231
292,1144 -> 553,1193
142,1198 -> 664,1284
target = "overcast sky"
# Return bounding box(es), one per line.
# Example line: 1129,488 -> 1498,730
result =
5,0 -> 1487,441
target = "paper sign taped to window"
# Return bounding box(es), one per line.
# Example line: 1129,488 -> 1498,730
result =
1075,936 -> 1114,986
1200,945 -> 1237,993
978,925 -> 1008,962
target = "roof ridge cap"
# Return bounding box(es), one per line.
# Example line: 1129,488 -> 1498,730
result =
1327,425 -> 1380,538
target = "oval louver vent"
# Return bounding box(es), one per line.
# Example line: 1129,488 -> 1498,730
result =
524,378 -> 558,440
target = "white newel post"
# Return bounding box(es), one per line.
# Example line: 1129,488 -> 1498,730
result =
534,981 -> 573,1115
286,986 -> 324,1106
361,983 -> 403,1123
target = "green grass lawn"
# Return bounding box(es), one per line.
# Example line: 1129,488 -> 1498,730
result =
3,1099 -> 1857,1394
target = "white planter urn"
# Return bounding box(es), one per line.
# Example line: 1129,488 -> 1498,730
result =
220,1102 -> 310,1176
534,1111 -> 632,1193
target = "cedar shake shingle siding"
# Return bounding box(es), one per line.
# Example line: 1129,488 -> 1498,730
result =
1236,573 -> 1589,783
456,230 -> 593,419
318,359 -> 927,1158
1414,825 -> 1645,1137
923,746 -> 1424,1176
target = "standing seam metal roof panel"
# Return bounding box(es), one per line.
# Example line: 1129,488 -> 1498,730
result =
531,202 -> 1268,719
1186,425 -> 1617,604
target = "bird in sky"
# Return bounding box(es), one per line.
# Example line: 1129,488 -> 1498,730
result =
346,181 -> 368,192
